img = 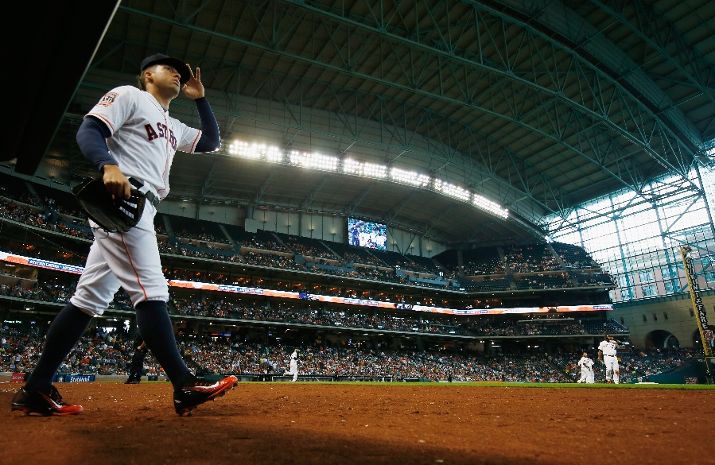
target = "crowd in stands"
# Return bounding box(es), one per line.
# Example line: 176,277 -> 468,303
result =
0,182 -> 614,293
512,272 -> 572,290
458,248 -> 505,276
170,216 -> 229,245
504,244 -> 562,273
0,196 -> 55,230
0,275 -> 623,338
278,233 -> 335,260
461,277 -> 512,292
330,243 -> 385,268
1,279 -> 73,304
552,242 -> 601,269
241,230 -> 291,253
0,323 -> 696,383
169,293 -> 626,338
572,272 -> 614,286
175,228 -> 229,245
616,348 -> 700,383
0,277 -> 132,310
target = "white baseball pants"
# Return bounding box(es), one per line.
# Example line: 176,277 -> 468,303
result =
285,361 -> 298,382
70,202 -> 168,315
604,355 -> 619,384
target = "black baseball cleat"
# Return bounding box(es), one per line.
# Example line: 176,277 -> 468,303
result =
11,385 -> 83,416
173,375 -> 238,416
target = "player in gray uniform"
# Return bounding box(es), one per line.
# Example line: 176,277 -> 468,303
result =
11,53 -> 237,416
598,334 -> 620,384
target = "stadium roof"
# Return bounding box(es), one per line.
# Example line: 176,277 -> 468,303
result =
7,0 -> 715,245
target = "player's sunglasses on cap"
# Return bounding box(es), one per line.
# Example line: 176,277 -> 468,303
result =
140,53 -> 191,84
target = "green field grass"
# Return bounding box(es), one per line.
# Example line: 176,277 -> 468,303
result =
266,381 -> 715,390
3,374 -> 713,389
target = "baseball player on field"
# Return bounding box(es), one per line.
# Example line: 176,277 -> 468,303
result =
11,53 -> 237,416
284,348 -> 299,382
598,334 -> 620,384
577,352 -> 595,384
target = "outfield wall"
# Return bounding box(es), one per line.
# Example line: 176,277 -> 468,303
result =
613,291 -> 715,349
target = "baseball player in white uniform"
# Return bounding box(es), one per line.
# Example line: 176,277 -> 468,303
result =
12,53 -> 237,416
598,335 -> 620,384
285,349 -> 299,382
577,352 -> 595,384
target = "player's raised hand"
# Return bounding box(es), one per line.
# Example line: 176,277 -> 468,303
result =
182,65 -> 205,100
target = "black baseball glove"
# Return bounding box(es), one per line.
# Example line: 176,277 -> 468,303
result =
72,177 -> 146,233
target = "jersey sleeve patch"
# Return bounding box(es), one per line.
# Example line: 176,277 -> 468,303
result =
98,92 -> 119,107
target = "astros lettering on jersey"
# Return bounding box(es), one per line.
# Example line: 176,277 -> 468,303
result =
88,85 -> 202,199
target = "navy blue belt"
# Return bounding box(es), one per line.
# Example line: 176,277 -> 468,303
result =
128,177 -> 160,209
144,189 -> 160,209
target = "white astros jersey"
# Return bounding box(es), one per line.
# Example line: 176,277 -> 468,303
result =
599,339 -> 620,383
290,350 -> 298,367
598,339 -> 618,356
87,85 -> 202,199
69,85 -> 203,314
286,350 -> 299,381
578,356 -> 594,370
577,356 -> 594,383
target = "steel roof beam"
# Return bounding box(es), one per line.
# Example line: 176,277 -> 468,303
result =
254,171 -> 277,203
275,0 -> 699,172
120,4 -> 658,200
300,177 -> 329,209
470,0 -> 700,148
199,158 -> 221,198
382,190 -> 421,225
589,0 -> 715,137
345,184 -> 375,217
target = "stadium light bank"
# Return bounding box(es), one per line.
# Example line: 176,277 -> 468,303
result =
228,139 -> 509,220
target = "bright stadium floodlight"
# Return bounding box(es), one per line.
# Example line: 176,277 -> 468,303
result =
289,150 -> 338,171
228,140 -> 260,159
228,138 -> 509,220
228,140 -> 285,162
472,194 -> 509,219
434,179 -> 470,202
289,150 -> 307,166
344,158 -> 387,178
390,167 -> 431,187
362,162 -> 388,179
253,143 -> 269,158
265,145 -> 284,163
343,158 -> 361,175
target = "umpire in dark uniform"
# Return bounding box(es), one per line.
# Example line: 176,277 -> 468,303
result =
125,337 -> 148,384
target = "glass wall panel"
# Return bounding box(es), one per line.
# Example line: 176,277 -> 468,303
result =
545,167 -> 715,303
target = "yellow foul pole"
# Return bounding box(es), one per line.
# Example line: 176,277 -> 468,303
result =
679,246 -> 713,383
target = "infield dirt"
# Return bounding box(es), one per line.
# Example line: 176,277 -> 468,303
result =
2,382 -> 714,465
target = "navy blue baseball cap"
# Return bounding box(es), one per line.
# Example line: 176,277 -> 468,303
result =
140,53 -> 191,84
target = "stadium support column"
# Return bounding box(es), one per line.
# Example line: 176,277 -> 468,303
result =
679,246 -> 714,383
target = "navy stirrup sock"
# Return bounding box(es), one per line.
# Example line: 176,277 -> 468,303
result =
26,303 -> 93,392
135,300 -> 192,386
